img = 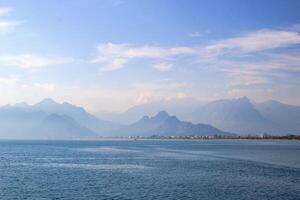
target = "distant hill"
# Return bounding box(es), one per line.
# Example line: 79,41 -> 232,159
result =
188,97 -> 300,135
0,105 -> 46,139
29,98 -> 120,134
107,97 -> 300,135
187,97 -> 272,134
1,97 -> 299,138
95,98 -> 202,124
118,111 -> 230,137
0,105 -> 96,139
254,100 -> 300,134
36,114 -> 96,139
0,99 -> 120,139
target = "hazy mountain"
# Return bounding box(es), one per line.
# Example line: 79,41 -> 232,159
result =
0,105 -> 96,139
14,102 -> 30,109
186,97 -> 272,134
28,98 -> 120,135
36,114 -> 96,139
184,97 -> 300,135
0,105 -> 46,139
95,98 -> 203,124
118,111 -> 229,137
114,96 -> 300,135
2,97 -> 299,138
255,100 -> 300,134
0,98 -> 122,139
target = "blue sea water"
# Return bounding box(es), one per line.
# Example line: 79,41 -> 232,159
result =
0,139 -> 300,200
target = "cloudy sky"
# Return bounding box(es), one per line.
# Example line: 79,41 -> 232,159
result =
0,0 -> 300,112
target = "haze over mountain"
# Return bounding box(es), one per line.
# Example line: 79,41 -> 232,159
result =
102,97 -> 300,135
24,98 -> 120,134
0,98 -> 232,139
254,100 -> 300,134
0,99 -> 118,139
188,97 -> 300,135
96,98 -> 203,124
187,97 -> 270,134
118,111 -> 228,137
0,104 -> 96,139
1,96 -> 299,139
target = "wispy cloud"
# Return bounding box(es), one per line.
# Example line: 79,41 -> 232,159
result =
0,7 -> 14,17
153,63 -> 173,72
132,79 -> 190,104
188,32 -> 203,37
0,54 -> 74,69
188,30 -> 211,37
89,27 -> 300,102
0,76 -> 60,107
92,43 -> 198,71
0,7 -> 21,33
0,20 -> 21,33
206,29 -> 300,55
93,27 -> 300,73
33,83 -> 56,92
214,51 -> 300,87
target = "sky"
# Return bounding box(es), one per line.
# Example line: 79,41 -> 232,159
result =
0,0 -> 300,112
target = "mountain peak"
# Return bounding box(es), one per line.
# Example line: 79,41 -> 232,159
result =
237,96 -> 250,102
140,115 -> 150,122
14,102 -> 29,108
241,96 -> 249,100
37,98 -> 58,105
233,96 -> 253,107
155,111 -> 169,118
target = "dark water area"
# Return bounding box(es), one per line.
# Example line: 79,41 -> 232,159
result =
0,139 -> 299,200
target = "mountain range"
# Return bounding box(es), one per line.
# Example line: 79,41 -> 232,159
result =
96,98 -> 203,124
117,111 -> 229,137
0,99 -> 230,139
97,96 -> 300,135
0,96 -> 299,139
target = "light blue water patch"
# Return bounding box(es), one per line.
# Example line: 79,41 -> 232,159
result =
10,162 -> 151,171
150,147 -> 224,161
78,146 -> 142,154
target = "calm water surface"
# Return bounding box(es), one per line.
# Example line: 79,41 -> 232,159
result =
0,139 -> 299,200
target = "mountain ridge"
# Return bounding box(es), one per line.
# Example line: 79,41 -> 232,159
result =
118,111 -> 230,137
1,97 -> 299,138
99,96 -> 300,135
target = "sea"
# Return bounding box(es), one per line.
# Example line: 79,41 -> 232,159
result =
0,139 -> 299,200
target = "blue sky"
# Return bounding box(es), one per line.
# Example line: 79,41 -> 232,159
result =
0,0 -> 300,112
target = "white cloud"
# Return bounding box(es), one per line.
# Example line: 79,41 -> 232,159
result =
153,63 -> 173,71
0,77 -> 60,107
188,32 -> 203,37
0,7 -> 13,17
93,28 -> 300,71
214,51 -> 300,87
33,83 -> 56,92
206,29 -> 300,55
0,7 -> 20,33
92,43 -> 197,71
0,75 -> 192,112
0,77 -> 18,85
0,20 -> 20,33
227,70 -> 269,86
0,54 -> 73,68
188,30 -> 211,37
130,79 -> 191,105
136,91 -> 155,104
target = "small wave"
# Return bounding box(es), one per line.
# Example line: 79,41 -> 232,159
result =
11,162 -> 151,171
78,147 -> 141,154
